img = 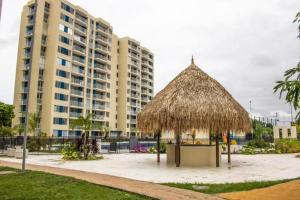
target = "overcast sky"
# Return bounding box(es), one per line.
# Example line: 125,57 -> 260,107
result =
0,0 -> 299,122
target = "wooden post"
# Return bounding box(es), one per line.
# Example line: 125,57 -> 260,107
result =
157,132 -> 160,163
227,131 -> 231,163
216,133 -> 220,167
209,130 -> 212,145
175,134 -> 180,167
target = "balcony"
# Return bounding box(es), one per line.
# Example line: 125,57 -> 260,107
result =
23,75 -> 29,81
75,24 -> 87,34
95,44 -> 108,52
130,102 -> 137,107
130,119 -> 137,124
72,56 -> 85,64
70,101 -> 83,107
21,100 -> 28,105
94,74 -> 106,80
130,94 -> 139,99
74,35 -> 86,44
94,84 -> 106,90
71,79 -> 84,86
72,67 -> 84,75
71,89 -> 83,96
75,14 -> 87,24
93,94 -> 105,100
94,54 -> 107,61
93,104 -> 105,110
94,64 -> 106,71
93,115 -> 105,120
26,31 -> 33,37
70,112 -> 82,118
73,45 -> 86,54
95,35 -> 108,43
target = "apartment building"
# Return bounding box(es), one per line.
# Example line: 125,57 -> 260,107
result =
12,0 -> 154,138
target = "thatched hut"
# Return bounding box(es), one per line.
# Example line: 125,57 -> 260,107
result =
137,58 -> 251,167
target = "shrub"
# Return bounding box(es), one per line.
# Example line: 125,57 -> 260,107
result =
275,139 -> 300,153
148,146 -> 157,153
241,146 -> 255,154
247,140 -> 271,149
61,143 -> 82,160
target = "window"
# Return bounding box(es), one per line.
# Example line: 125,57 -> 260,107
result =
53,117 -> 67,125
54,105 -> 68,113
60,13 -> 73,24
57,58 -> 70,67
61,2 -> 74,14
59,35 -> 71,45
55,93 -> 68,101
55,81 -> 69,89
59,24 -> 73,35
288,129 -> 291,137
56,69 -> 69,78
53,130 -> 67,137
58,46 -> 70,56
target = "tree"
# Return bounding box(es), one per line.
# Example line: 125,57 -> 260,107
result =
0,102 -> 15,127
28,112 -> 40,136
70,113 -> 99,160
274,12 -> 300,119
13,124 -> 25,136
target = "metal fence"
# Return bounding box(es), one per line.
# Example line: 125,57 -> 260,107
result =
0,136 -> 157,154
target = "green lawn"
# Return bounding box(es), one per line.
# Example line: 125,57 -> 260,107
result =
0,167 -> 153,200
164,179 -> 298,194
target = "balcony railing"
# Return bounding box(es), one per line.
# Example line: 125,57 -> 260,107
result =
22,87 -> 29,93
75,14 -> 87,24
94,54 -> 107,61
94,84 -> 106,90
93,104 -> 105,110
70,112 -> 82,118
94,74 -> 106,80
74,35 -> 86,44
130,94 -> 139,99
93,115 -> 105,120
75,24 -> 87,34
72,67 -> 84,74
93,94 -> 105,100
70,101 -> 83,107
73,45 -> 86,54
72,56 -> 85,64
94,64 -> 106,71
95,35 -> 108,42
95,44 -> 108,51
71,90 -> 83,96
71,79 -> 84,86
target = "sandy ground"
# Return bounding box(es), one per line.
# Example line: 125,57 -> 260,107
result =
219,179 -> 300,200
1,153 -> 300,183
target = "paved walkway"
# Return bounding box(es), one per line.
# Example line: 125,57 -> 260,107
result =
219,179 -> 300,200
0,161 -> 222,200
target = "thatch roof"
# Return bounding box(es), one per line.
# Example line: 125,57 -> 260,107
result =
137,59 -> 251,133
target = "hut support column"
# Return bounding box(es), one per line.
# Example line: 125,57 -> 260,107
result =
216,133 -> 220,167
157,132 -> 161,163
227,131 -> 231,163
209,130 -> 212,145
175,134 -> 180,167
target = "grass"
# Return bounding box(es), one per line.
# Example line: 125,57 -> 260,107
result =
0,167 -> 154,200
164,178 -> 299,194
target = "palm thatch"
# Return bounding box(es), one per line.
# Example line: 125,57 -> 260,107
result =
137,59 -> 251,134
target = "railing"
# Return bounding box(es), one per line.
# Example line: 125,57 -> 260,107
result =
69,112 -> 82,118
22,87 -> 29,93
75,24 -> 87,34
70,101 -> 83,107
72,56 -> 85,64
95,44 -> 108,51
71,79 -> 84,86
94,64 -> 106,71
95,35 -> 108,42
94,84 -> 106,90
72,67 -> 84,74
93,94 -> 105,100
74,35 -> 86,44
71,90 -> 83,96
94,74 -> 106,80
131,94 -> 139,99
93,115 -> 105,120
93,104 -> 106,110
73,45 -> 86,53
94,54 -> 107,61
26,31 -> 33,36
75,14 -> 87,24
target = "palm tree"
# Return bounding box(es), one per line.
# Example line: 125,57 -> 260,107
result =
13,124 -> 25,136
101,125 -> 110,139
274,12 -> 300,119
28,112 -> 40,136
70,113 -> 98,160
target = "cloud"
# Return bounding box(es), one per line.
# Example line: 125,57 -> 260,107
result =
0,0 -> 299,123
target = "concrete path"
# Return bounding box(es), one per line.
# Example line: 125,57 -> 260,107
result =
0,161 -> 222,200
219,179 -> 300,200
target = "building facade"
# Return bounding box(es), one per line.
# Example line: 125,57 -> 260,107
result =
273,125 -> 297,140
12,0 -> 154,138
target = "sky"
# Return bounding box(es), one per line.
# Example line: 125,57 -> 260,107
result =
0,0 -> 299,122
